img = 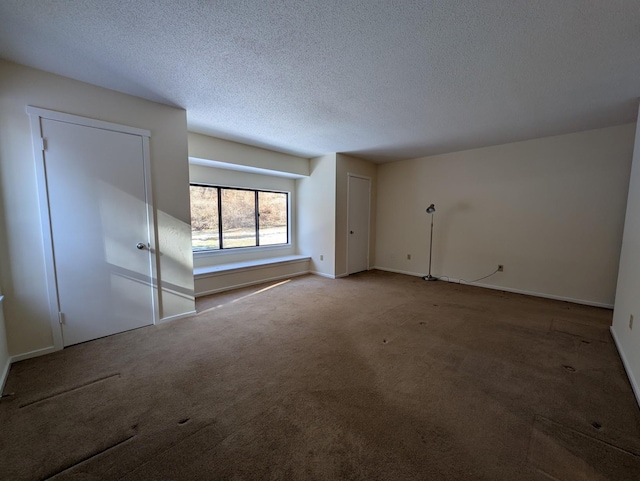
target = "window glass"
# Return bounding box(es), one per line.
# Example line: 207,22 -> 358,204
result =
190,185 -> 219,251
258,191 -> 288,246
189,184 -> 289,252
221,188 -> 257,248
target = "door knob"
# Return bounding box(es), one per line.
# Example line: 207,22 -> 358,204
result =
136,242 -> 146,250
350,231 -> 354,234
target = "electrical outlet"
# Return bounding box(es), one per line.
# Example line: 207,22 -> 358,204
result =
498,264 -> 504,272
320,255 -> 324,261
630,314 -> 634,330
407,254 -> 411,260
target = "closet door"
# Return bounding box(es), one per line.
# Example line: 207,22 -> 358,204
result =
41,117 -> 154,346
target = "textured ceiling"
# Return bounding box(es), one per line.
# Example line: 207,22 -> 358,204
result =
0,1 -> 639,163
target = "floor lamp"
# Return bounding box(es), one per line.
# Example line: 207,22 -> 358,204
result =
422,204 -> 438,281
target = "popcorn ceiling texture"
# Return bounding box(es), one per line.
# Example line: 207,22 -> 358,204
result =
0,0 -> 638,162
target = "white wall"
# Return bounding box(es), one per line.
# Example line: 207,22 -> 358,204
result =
0,296 -> 9,391
0,60 -> 195,357
189,132 -> 309,177
335,154 -> 378,277
611,110 -> 640,405
376,124 -> 636,307
297,154 -> 337,277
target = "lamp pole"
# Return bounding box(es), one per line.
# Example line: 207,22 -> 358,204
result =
423,204 -> 437,281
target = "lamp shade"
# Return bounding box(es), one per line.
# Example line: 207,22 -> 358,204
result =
426,204 -> 436,214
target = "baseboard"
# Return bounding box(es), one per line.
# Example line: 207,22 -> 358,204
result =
159,310 -> 197,323
373,266 -> 614,309
373,266 -> 425,277
0,355 -> 10,394
464,280 -> 613,309
196,271 -> 310,297
610,327 -> 640,410
309,271 -> 337,279
10,345 -> 58,363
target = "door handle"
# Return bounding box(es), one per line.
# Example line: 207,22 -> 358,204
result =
350,231 -> 354,234
136,242 -> 146,250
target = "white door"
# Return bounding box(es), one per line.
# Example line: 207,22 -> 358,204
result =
41,118 -> 155,346
347,175 -> 370,275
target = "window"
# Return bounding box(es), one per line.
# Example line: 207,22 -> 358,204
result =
190,184 -> 289,251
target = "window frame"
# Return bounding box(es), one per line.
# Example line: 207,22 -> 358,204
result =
190,183 -> 291,254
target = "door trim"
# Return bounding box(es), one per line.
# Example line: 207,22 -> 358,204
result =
26,106 -> 159,351
346,173 -> 371,275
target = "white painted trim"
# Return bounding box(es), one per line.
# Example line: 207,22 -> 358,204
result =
26,106 -> 150,137
194,243 -> 293,259
159,310 -> 197,323
464,281 -> 614,309
10,345 -> 58,363
141,135 -> 160,325
196,271 -> 309,297
194,255 -> 310,278
346,173 -> 371,276
0,295 -> 8,393
27,106 -> 160,348
610,327 -> 640,410
189,157 -> 308,179
310,271 -> 337,279
28,109 -> 64,352
0,356 -> 9,394
372,266 -> 426,277
373,266 -> 614,309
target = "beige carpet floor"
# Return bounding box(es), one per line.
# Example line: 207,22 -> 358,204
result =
1,270 -> 639,480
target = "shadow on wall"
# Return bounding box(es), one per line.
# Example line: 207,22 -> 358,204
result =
99,180 -> 194,305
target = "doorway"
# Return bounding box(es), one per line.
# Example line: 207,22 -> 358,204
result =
28,107 -> 157,348
347,174 -> 371,275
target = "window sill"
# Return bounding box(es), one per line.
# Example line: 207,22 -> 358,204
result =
193,255 -> 311,279
193,243 -> 293,258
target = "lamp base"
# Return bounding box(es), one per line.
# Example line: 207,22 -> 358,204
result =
422,275 -> 438,281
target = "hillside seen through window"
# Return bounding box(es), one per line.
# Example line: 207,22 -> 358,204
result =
190,185 -> 288,251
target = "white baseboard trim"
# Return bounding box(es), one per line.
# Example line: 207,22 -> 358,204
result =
373,266 -> 424,277
373,266 -> 614,309
10,345 -> 58,364
610,327 -> 640,410
0,356 -> 10,394
458,279 -> 614,309
159,310 -> 197,324
196,271 -> 310,298
310,271 -> 337,279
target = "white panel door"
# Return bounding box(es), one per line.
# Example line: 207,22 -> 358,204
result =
42,119 -> 154,346
347,175 -> 370,275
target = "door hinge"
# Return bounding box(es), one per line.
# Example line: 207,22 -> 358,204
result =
58,312 -> 65,325
40,137 -> 47,151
